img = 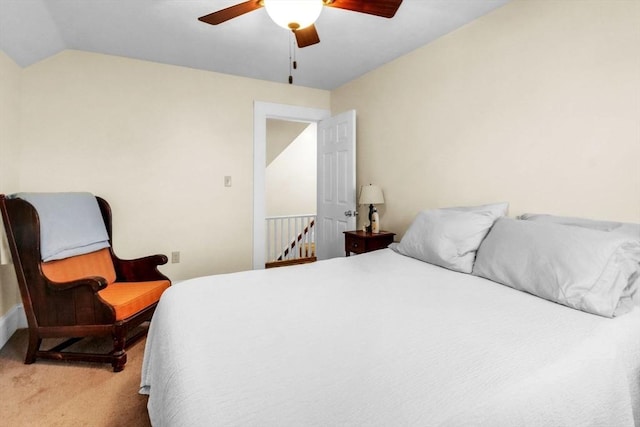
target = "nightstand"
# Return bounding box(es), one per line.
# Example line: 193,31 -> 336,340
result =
343,230 -> 396,256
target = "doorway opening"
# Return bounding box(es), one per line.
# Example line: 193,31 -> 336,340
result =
253,102 -> 330,269
264,120 -> 317,268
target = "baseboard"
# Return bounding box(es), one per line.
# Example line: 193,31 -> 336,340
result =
0,304 -> 27,350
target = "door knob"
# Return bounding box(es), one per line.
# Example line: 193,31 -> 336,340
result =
344,210 -> 359,217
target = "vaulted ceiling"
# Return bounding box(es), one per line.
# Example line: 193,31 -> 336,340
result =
0,0 -> 511,90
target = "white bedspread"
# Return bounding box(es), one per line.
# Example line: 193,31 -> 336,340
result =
140,249 -> 640,426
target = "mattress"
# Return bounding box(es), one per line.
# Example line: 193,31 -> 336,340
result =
140,249 -> 640,426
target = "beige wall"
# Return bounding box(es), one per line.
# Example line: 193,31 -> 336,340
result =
266,119 -> 308,165
0,52 -> 22,316
266,123 -> 317,217
332,0 -> 640,235
15,50 -> 329,286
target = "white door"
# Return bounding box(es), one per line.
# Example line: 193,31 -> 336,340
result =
316,110 -> 356,260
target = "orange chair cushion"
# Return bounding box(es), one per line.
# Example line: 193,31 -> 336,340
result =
42,248 -> 170,321
41,248 -> 116,285
98,280 -> 170,321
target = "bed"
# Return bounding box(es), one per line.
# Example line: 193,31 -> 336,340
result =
140,205 -> 640,426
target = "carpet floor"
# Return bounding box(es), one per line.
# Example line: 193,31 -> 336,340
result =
0,328 -> 151,427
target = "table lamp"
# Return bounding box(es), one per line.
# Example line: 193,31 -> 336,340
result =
359,184 -> 384,232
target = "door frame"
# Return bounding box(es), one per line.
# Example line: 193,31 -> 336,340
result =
253,101 -> 330,270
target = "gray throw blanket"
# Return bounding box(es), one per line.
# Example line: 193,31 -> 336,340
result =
12,192 -> 110,262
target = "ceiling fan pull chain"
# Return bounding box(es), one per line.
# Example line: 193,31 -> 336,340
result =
288,31 -> 294,84
293,36 -> 298,70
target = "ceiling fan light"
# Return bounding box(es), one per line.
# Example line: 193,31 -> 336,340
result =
264,0 -> 324,31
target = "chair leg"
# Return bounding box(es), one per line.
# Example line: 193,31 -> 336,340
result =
24,331 -> 41,364
111,327 -> 127,372
112,352 -> 127,372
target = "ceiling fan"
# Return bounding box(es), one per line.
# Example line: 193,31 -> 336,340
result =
198,0 -> 404,48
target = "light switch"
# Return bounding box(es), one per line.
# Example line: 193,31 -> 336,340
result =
224,176 -> 232,187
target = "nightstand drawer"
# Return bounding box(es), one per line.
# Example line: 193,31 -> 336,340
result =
346,234 -> 365,254
344,230 -> 395,256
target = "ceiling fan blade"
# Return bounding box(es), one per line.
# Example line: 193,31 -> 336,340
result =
295,24 -> 321,48
198,1 -> 263,25
324,0 -> 403,19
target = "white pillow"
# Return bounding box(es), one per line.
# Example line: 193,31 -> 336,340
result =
519,213 -> 640,238
391,202 -> 508,273
444,202 -> 509,217
472,217 -> 640,318
518,213 -> 640,315
519,213 -> 640,315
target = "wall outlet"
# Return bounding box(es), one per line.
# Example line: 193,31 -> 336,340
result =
171,251 -> 180,264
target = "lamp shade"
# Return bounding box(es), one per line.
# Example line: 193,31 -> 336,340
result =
264,0 -> 324,30
359,184 -> 384,205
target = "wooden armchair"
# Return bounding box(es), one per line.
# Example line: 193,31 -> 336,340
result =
0,194 -> 171,372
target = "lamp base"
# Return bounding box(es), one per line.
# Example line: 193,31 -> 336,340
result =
366,203 -> 374,233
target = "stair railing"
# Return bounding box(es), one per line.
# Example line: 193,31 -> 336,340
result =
265,214 -> 316,265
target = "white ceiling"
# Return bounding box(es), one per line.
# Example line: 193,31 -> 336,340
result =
0,0 -> 511,90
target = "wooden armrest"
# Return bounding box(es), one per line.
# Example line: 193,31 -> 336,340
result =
134,254 -> 169,266
45,276 -> 108,293
112,254 -> 169,282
